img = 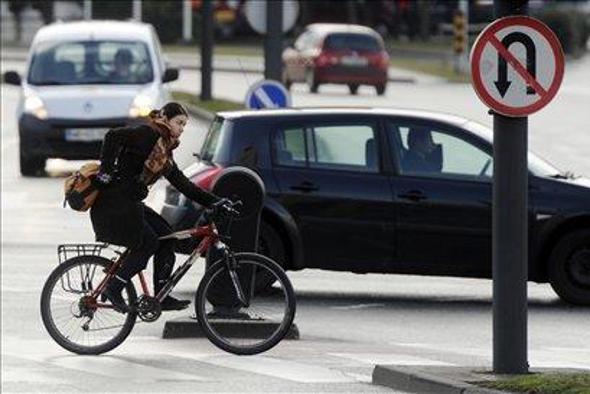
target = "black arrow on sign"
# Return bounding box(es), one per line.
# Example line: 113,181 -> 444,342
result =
494,32 -> 537,98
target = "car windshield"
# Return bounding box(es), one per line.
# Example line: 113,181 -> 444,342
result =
464,121 -> 562,177
28,40 -> 153,85
200,117 -> 225,162
323,33 -> 381,51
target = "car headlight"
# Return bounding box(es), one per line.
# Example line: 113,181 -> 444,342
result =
129,95 -> 153,118
24,96 -> 48,120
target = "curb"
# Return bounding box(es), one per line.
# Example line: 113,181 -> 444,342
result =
372,365 -> 507,394
162,316 -> 300,340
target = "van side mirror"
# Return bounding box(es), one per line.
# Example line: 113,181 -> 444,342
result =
162,68 -> 179,83
3,71 -> 21,86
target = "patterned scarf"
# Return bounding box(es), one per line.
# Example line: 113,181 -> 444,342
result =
140,115 -> 180,185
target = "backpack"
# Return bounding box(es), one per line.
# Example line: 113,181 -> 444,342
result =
63,162 -> 100,211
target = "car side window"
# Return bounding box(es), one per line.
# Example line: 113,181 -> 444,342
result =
308,125 -> 378,172
274,127 -> 307,167
390,122 -> 493,181
274,124 -> 379,173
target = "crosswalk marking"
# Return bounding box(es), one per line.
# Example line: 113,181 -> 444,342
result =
51,356 -> 208,381
200,355 -> 357,383
329,352 -> 454,366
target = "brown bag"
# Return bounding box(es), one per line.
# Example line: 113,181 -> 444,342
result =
64,162 -> 100,211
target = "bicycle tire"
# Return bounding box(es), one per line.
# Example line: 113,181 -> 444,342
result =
40,256 -> 137,355
195,253 -> 296,355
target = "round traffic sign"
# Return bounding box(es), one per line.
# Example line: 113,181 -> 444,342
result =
244,0 -> 299,35
244,79 -> 292,110
470,16 -> 564,117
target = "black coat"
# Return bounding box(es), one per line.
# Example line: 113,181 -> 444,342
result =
90,124 -> 218,248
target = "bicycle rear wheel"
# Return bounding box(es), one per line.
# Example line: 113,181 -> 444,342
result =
195,253 -> 296,355
40,256 -> 137,355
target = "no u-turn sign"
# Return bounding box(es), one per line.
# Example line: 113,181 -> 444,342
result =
470,16 -> 564,117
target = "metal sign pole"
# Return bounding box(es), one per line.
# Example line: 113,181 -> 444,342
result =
264,0 -> 283,81
492,0 -> 529,374
200,0 -> 213,101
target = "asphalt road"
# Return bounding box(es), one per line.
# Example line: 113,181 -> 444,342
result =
2,56 -> 590,393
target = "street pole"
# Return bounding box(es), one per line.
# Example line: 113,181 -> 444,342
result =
200,0 -> 213,101
132,0 -> 141,21
492,0 -> 529,375
83,0 -> 92,20
183,0 -> 193,43
459,0 -> 469,73
264,0 -> 283,82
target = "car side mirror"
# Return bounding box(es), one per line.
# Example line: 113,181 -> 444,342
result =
3,71 -> 21,86
193,152 -> 201,160
162,68 -> 179,83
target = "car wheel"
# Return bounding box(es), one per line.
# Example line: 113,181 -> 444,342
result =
348,84 -> 359,95
255,221 -> 288,293
548,229 -> 590,305
375,83 -> 387,96
306,69 -> 319,93
20,147 -> 46,177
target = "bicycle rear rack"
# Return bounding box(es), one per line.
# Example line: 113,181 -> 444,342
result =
57,244 -> 111,295
57,243 -> 109,265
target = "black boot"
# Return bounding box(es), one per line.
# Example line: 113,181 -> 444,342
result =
101,276 -> 129,313
160,296 -> 191,311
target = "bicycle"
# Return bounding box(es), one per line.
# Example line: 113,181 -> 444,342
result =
40,201 -> 296,356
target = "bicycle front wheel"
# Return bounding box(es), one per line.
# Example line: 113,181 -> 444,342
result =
195,253 -> 296,355
40,256 -> 137,355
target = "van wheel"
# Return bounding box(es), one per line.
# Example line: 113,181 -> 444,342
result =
348,84 -> 359,95
548,229 -> 590,305
20,147 -> 46,177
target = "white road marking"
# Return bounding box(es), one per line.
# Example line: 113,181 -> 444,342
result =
331,303 -> 385,310
330,352 -> 454,366
201,355 -> 357,383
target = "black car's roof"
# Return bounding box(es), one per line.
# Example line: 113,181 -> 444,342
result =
216,107 -> 470,127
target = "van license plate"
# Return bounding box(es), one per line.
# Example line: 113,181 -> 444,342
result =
64,128 -> 109,142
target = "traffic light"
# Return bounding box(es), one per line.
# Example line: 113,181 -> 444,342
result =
453,10 -> 467,54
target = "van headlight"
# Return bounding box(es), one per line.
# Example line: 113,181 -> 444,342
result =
129,95 -> 153,117
24,96 -> 48,120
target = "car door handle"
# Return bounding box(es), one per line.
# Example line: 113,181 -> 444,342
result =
398,190 -> 427,202
290,182 -> 319,192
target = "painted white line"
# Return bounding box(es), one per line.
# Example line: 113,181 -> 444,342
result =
202,355 -> 356,383
331,303 -> 385,310
49,356 -> 208,381
330,352 -> 454,366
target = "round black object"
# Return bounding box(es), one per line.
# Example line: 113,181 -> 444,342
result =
211,167 -> 265,220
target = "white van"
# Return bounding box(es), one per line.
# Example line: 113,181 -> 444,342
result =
3,20 -> 179,176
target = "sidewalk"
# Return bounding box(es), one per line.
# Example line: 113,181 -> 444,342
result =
1,46 -> 445,84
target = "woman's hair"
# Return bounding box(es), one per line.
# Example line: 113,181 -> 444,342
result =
149,102 -> 188,120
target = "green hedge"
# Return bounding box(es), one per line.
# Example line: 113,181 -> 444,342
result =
534,9 -> 590,57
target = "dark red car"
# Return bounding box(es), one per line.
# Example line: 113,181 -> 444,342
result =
282,24 -> 389,95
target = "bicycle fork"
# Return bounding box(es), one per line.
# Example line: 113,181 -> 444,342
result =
224,249 -> 249,307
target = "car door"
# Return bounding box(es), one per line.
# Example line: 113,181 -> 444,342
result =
386,118 -> 494,277
271,117 -> 395,271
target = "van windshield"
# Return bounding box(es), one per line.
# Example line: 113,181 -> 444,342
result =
28,40 -> 153,85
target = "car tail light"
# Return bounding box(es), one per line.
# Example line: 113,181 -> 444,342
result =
369,51 -> 390,70
315,51 -> 338,67
193,166 -> 224,191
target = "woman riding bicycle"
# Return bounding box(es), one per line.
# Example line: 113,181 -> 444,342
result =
90,102 -> 230,313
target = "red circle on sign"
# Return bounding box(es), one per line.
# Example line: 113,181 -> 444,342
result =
470,16 -> 564,117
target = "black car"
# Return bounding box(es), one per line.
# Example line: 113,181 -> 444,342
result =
158,108 -> 590,305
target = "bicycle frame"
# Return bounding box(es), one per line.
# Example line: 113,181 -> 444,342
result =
87,220 -> 246,309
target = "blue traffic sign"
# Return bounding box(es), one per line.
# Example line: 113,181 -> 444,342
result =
244,80 -> 292,110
